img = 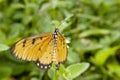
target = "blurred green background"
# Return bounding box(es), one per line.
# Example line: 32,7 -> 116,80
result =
0,0 -> 120,80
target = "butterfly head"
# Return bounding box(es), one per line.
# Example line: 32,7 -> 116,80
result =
53,27 -> 59,35
55,27 -> 59,31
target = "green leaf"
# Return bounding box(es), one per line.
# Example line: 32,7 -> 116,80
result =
11,3 -> 24,9
0,66 -> 12,79
91,46 -> 120,66
0,30 -> 7,43
8,23 -> 24,39
107,63 -> 120,78
80,29 -> 110,38
48,64 -> 67,80
67,48 -> 80,63
0,44 -> 9,52
48,64 -> 58,80
65,63 -> 90,79
48,67 -> 55,79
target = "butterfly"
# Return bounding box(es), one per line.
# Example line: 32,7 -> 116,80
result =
11,28 -> 67,69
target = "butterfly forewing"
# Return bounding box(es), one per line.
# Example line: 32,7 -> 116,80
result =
56,31 -> 67,63
11,33 -> 52,61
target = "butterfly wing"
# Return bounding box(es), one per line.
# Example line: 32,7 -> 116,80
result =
11,28 -> 67,69
56,31 -> 67,66
11,33 -> 53,69
35,39 -> 54,69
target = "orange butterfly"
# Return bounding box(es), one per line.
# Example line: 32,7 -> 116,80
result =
11,28 -> 67,69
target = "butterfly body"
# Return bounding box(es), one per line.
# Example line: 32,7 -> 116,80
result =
11,28 -> 67,69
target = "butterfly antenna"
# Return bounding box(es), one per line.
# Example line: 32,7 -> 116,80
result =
55,14 -> 73,32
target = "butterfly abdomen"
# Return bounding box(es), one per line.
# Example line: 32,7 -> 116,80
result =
52,28 -> 59,65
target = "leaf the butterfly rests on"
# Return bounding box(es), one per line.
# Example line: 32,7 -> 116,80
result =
11,28 -> 67,70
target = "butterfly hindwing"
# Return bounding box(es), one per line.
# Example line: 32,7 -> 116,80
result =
35,39 -> 53,69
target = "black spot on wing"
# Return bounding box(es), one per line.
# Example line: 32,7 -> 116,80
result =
23,40 -> 26,47
40,37 -> 42,40
39,48 -> 41,51
32,38 -> 35,44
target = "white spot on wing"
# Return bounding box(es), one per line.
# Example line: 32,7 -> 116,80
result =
40,65 -> 43,68
67,45 -> 69,48
44,66 -> 47,69
37,63 -> 39,66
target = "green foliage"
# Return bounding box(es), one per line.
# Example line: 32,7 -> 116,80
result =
0,44 -> 9,52
48,63 -> 89,80
65,63 -> 89,80
0,0 -> 120,80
